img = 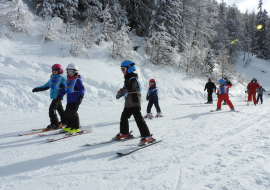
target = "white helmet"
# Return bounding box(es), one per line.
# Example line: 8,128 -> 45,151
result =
66,63 -> 79,73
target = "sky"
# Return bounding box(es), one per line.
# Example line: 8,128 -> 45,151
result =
218,0 -> 270,13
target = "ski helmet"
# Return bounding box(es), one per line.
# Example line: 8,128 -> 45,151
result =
52,64 -> 63,74
121,60 -> 135,73
149,79 -> 156,84
219,79 -> 225,85
66,63 -> 79,74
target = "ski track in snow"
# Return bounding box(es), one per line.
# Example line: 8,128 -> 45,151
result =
1,24 -> 270,189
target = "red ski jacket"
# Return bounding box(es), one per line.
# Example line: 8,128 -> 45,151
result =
247,82 -> 260,93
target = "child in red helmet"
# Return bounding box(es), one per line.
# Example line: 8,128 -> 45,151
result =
144,79 -> 162,118
216,79 -> 235,111
32,64 -> 67,130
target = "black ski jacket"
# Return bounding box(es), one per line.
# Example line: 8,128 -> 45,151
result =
204,82 -> 216,92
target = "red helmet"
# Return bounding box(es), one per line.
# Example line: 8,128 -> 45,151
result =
149,79 -> 156,84
52,64 -> 63,74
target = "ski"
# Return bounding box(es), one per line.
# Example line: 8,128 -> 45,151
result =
19,128 -> 61,136
116,139 -> 162,155
47,129 -> 92,142
86,137 -> 136,146
32,124 -> 65,131
38,131 -> 67,137
210,110 -> 222,112
211,110 -> 239,112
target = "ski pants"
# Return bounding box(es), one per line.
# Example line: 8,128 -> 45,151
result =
65,102 -> 80,129
49,99 -> 66,126
120,106 -> 151,137
207,91 -> 213,102
217,94 -> 234,109
257,94 -> 263,104
248,91 -> 257,104
147,99 -> 161,113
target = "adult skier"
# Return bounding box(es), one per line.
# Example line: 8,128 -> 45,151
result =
32,64 -> 66,130
247,78 -> 260,105
144,79 -> 162,118
115,60 -> 155,146
204,78 -> 216,104
216,79 -> 235,111
256,84 -> 265,104
57,63 -> 85,134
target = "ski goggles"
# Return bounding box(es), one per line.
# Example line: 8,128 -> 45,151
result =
149,83 -> 155,85
67,69 -> 76,74
52,68 -> 59,72
121,67 -> 127,72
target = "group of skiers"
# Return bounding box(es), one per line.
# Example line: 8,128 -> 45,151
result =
204,76 -> 266,111
32,61 -> 162,146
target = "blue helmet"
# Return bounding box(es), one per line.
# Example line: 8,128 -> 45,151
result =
219,79 -> 225,85
121,60 -> 136,73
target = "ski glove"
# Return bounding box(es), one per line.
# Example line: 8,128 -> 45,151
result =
77,95 -> 83,105
32,88 -> 38,93
146,95 -> 149,101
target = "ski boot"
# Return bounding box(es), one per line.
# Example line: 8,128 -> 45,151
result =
155,112 -> 163,118
112,131 -> 134,140
144,113 -> 153,119
222,102 -> 227,105
66,128 -> 81,135
59,120 -> 67,128
59,127 -> 71,133
46,124 -> 59,131
230,108 -> 235,111
138,135 -> 156,146
216,108 -> 222,111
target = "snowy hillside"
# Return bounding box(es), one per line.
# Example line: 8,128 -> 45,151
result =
1,18 -> 270,190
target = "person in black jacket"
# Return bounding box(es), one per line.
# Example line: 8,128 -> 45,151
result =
114,60 -> 155,146
204,78 -> 216,104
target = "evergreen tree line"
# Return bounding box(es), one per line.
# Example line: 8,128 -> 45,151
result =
1,0 -> 269,81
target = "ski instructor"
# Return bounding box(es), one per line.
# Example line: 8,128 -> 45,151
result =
204,78 -> 216,104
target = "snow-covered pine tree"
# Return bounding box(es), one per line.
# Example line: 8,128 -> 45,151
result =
102,0 -> 128,30
254,0 -> 270,60
226,4 -> 241,61
100,5 -> 116,41
110,25 -> 132,59
205,49 -> 215,72
79,0 -> 103,19
145,23 -> 177,65
120,0 -> 154,36
4,0 -> 34,34
242,10 -> 250,61
249,11 -> 256,56
149,0 -> 186,52
191,0 -> 216,49
81,18 -> 95,48
41,17 -> 63,42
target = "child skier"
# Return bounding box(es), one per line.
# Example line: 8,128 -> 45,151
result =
257,84 -> 265,104
115,60 -> 155,146
247,78 -> 260,105
32,64 -> 66,130
216,79 -> 235,111
144,79 -> 162,118
57,63 -> 85,134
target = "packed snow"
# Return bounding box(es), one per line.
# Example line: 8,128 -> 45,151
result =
1,20 -> 270,190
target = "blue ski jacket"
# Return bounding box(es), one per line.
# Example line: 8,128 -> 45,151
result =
58,75 -> 85,104
35,74 -> 66,99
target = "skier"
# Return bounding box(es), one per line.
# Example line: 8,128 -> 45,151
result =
32,64 -> 67,130
115,60 -> 155,146
216,79 -> 235,111
256,84 -> 265,104
144,79 -> 162,118
57,63 -> 85,134
247,78 -> 260,105
204,78 -> 216,104
222,77 -> 232,105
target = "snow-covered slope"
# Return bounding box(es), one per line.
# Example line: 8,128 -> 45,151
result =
1,20 -> 270,190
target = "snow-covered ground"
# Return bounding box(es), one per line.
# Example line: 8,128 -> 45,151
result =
1,20 -> 270,190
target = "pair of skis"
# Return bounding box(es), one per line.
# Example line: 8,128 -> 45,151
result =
210,109 -> 239,112
18,124 -> 64,136
47,129 -> 93,142
86,137 -> 162,155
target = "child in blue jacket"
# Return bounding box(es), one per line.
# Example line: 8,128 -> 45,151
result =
57,63 -> 85,134
32,64 -> 66,130
145,79 -> 162,118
